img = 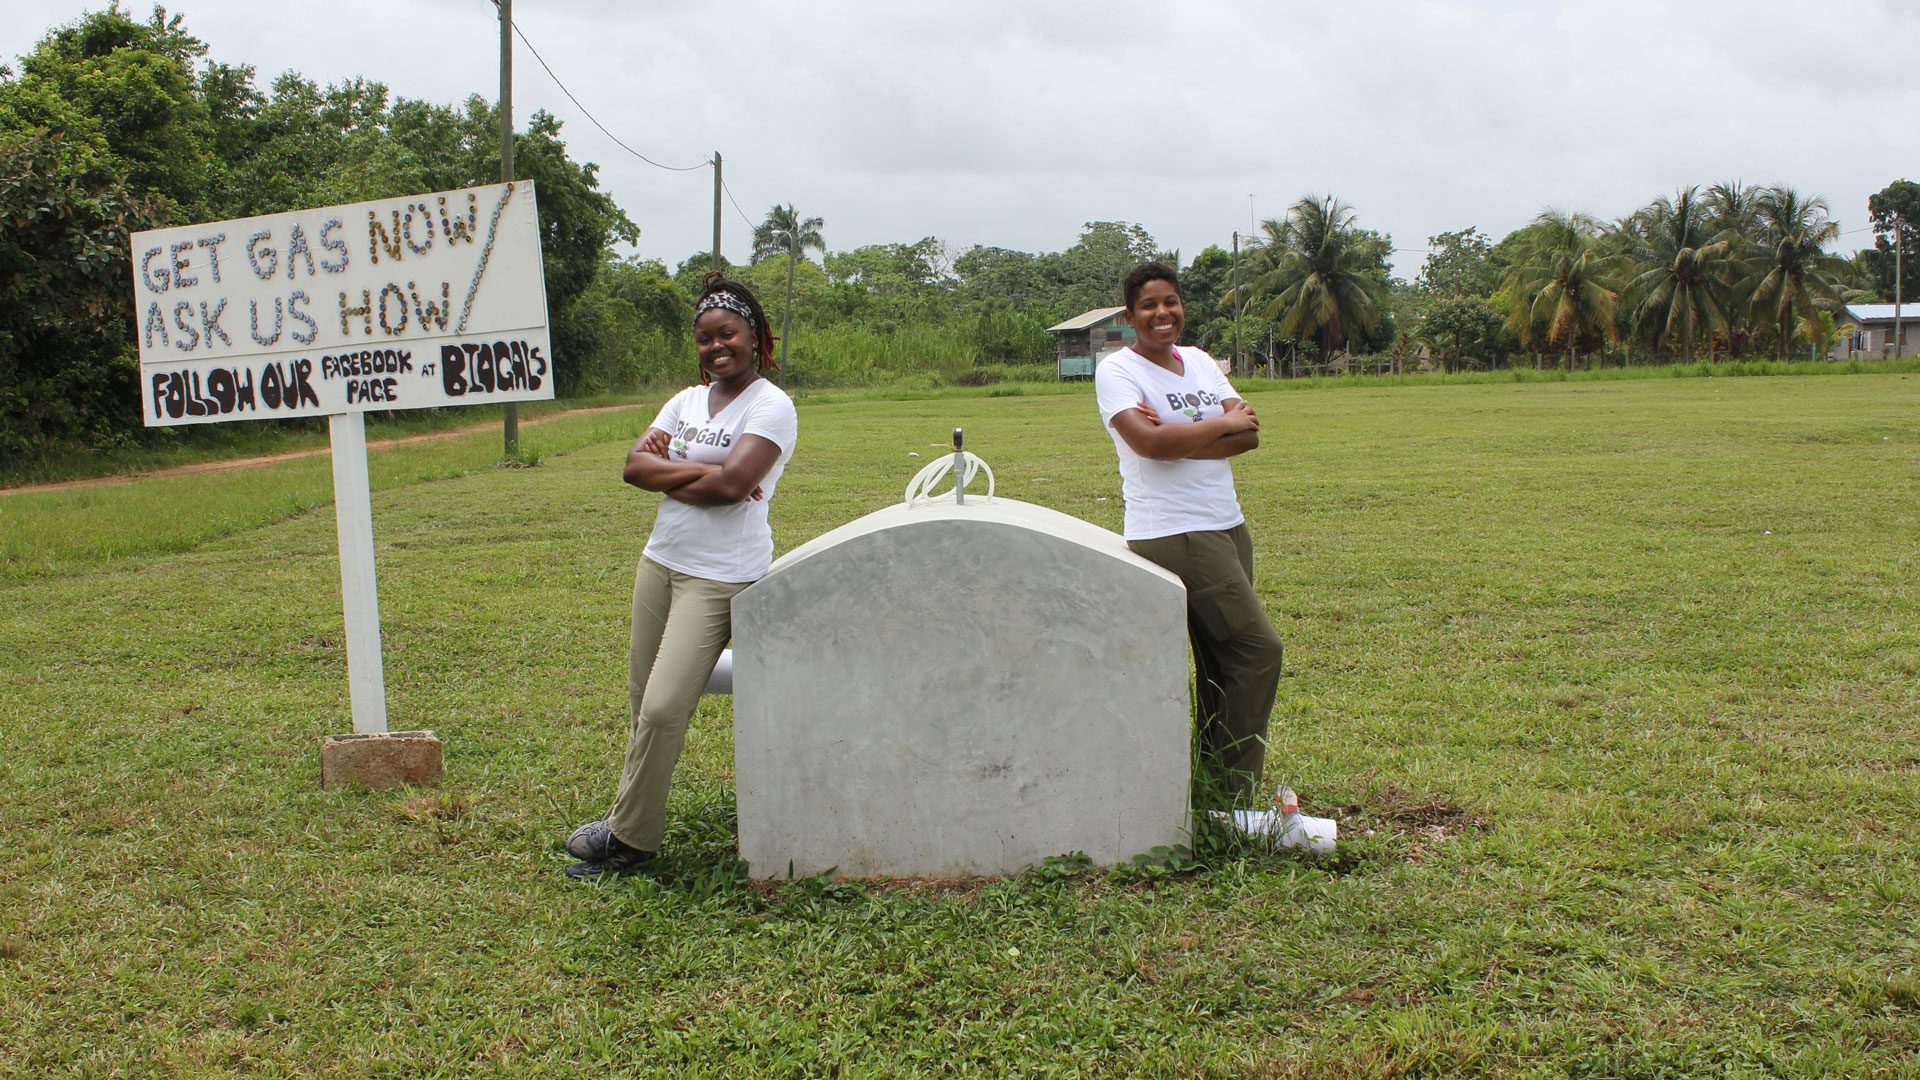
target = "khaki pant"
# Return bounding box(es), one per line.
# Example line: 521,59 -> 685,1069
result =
607,556 -> 747,851
1128,523 -> 1284,806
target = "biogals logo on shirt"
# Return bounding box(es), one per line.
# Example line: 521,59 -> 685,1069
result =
1165,390 -> 1222,421
669,420 -> 732,459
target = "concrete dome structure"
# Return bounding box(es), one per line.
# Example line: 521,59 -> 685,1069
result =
731,495 -> 1191,879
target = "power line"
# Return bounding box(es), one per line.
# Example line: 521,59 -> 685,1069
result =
490,2 -> 771,265
508,17 -> 710,173
721,178 -> 757,233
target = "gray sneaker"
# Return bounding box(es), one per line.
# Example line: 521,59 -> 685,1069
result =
565,837 -> 657,880
566,819 -> 614,860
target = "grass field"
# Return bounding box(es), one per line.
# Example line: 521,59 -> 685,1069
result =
3,375 -> 1917,1078
8,355 -> 1918,492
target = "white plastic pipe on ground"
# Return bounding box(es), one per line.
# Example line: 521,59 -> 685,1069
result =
1213,808 -> 1338,854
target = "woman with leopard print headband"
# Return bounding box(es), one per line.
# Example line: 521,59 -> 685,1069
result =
564,275 -> 798,879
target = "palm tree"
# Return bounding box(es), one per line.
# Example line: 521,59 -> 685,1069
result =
1796,307 -> 1847,362
1748,187 -> 1848,359
1704,180 -> 1765,346
1622,187 -> 1741,362
1499,209 -> 1625,369
1231,195 -> 1386,361
752,204 -> 825,383
1704,180 -> 1764,242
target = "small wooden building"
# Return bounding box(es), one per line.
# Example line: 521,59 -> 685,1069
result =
1046,307 -> 1133,379
1835,304 -> 1914,358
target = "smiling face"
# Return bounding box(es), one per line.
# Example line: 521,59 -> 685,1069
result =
694,308 -> 756,383
1123,277 -> 1184,352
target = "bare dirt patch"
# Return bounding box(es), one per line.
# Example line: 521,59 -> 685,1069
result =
1346,783 -> 1490,833
1343,783 -> 1491,863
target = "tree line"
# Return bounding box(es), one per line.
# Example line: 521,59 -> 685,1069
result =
0,7 -> 1181,456
1216,183 -> 1916,376
0,6 -> 630,458
4,6 -> 1912,461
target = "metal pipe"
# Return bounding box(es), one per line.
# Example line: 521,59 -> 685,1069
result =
952,428 -> 964,505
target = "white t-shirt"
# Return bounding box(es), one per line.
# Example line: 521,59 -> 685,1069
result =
641,378 -> 798,583
1094,345 -> 1245,541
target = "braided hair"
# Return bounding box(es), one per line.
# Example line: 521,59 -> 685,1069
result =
695,273 -> 779,379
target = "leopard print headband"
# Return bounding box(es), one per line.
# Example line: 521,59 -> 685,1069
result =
695,291 -> 758,335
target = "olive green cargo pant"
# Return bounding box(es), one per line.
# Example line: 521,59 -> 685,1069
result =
1127,523 -> 1284,806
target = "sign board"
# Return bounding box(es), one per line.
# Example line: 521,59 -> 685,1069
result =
129,181 -> 551,426
127,182 -> 554,739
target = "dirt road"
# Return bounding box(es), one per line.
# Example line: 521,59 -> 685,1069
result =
1,403 -> 648,498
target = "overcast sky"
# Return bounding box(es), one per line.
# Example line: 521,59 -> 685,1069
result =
9,0 -> 1918,277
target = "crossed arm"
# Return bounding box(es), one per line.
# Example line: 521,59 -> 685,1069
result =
1109,398 -> 1260,462
623,428 -> 783,506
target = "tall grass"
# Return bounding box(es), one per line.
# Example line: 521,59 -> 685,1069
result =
783,323 -> 980,388
1252,353 -> 1920,392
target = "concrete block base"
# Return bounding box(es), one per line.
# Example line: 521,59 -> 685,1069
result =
320,730 -> 442,789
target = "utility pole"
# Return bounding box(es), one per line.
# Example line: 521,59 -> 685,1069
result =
498,0 -> 517,457
1231,231 -> 1243,377
1896,216 -> 1905,359
1246,194 -> 1257,376
711,151 -> 723,276
778,229 -> 794,390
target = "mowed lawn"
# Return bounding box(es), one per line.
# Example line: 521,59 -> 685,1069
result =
2,374 -> 1916,1078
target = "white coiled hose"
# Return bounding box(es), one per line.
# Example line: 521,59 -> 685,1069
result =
902,452 -> 995,506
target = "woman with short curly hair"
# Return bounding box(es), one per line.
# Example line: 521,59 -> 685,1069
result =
1095,261 -> 1283,806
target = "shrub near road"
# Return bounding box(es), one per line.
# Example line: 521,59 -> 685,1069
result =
2,376 -> 1917,1077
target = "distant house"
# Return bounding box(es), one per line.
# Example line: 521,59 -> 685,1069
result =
1046,307 -> 1133,379
1834,304 -> 1916,358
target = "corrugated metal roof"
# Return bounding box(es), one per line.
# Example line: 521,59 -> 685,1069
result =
1843,304 -> 1918,322
1045,307 -> 1127,333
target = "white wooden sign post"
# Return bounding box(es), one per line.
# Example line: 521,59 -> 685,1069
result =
329,411 -> 388,735
131,182 -> 552,781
